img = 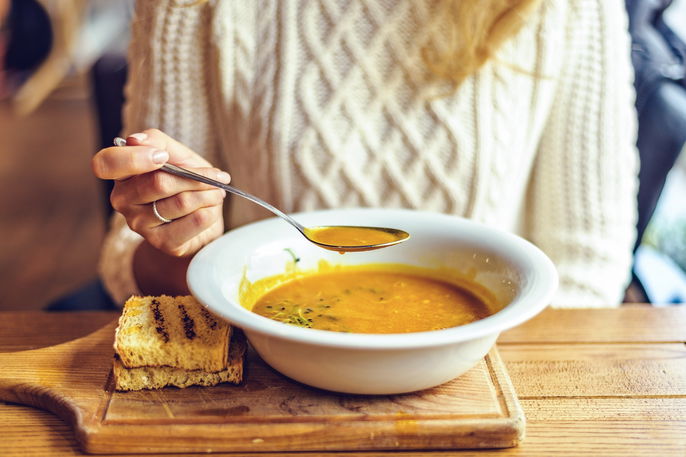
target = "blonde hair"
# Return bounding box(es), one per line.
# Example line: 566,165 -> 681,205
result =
185,0 -> 541,89
423,0 -> 542,88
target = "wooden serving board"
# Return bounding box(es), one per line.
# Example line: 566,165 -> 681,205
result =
0,321 -> 524,454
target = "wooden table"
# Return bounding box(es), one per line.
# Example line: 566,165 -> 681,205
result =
0,306 -> 684,456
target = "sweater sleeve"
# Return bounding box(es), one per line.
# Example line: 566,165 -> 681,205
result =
528,0 -> 639,307
99,0 -> 219,305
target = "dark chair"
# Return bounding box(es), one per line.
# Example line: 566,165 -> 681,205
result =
625,0 -> 686,303
91,53 -> 128,218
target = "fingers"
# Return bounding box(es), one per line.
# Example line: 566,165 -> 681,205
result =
110,167 -> 229,208
149,207 -> 223,257
92,128 -> 230,182
151,189 -> 226,224
119,188 -> 226,257
91,128 -> 232,257
111,166 -> 228,257
92,145 -> 169,180
125,128 -> 213,168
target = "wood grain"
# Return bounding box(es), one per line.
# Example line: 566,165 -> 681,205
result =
501,343 -> 686,397
498,305 -> 686,343
2,408 -> 684,457
521,398 -> 686,421
1,308 -> 685,457
0,312 -> 116,351
0,320 -> 524,454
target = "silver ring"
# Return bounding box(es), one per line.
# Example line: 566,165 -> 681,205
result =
152,200 -> 173,224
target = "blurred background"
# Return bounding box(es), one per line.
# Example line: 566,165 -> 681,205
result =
0,0 -> 684,311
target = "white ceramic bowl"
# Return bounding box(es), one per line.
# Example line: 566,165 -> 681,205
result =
188,208 -> 557,394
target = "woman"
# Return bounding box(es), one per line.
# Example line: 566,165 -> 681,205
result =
92,0 -> 638,307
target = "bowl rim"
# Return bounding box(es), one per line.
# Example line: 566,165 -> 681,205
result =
188,208 -> 558,350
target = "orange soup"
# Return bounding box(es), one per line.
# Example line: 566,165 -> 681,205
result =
251,268 -> 493,334
303,226 -> 406,250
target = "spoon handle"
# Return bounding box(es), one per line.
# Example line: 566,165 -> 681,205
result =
112,137 -> 305,233
160,163 -> 306,233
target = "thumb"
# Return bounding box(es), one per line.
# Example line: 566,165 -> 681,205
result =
125,128 -> 212,168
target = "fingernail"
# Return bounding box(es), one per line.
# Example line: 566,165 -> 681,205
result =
152,149 -> 169,164
128,132 -> 148,143
217,171 -> 231,183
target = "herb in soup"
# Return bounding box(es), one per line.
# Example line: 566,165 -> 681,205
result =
251,269 -> 492,334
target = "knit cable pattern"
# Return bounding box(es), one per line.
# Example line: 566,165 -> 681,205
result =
101,0 -> 638,307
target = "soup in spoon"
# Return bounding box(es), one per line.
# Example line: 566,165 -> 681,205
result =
303,226 -> 409,252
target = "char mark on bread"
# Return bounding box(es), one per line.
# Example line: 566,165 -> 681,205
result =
178,304 -> 196,340
151,299 -> 170,343
200,307 -> 219,330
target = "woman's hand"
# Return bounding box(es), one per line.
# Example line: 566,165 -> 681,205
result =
92,128 -> 230,258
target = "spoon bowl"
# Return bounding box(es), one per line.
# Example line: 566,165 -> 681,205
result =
304,225 -> 409,252
113,137 -> 410,252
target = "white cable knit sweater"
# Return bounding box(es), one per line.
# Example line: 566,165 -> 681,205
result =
100,0 -> 639,307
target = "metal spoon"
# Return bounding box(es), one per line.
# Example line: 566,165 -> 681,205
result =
113,137 -> 409,252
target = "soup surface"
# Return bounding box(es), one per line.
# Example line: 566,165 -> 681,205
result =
251,269 -> 492,334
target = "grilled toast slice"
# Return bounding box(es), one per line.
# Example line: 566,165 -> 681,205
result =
114,295 -> 230,371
